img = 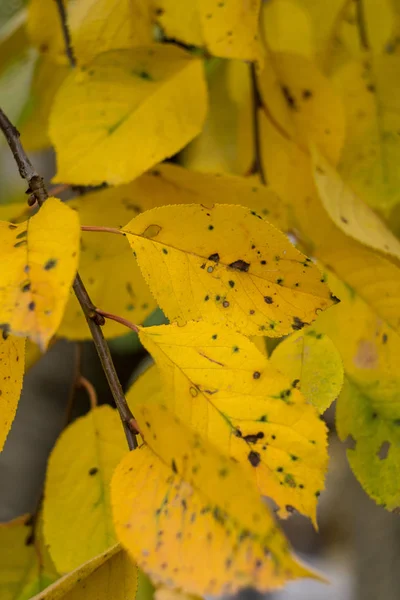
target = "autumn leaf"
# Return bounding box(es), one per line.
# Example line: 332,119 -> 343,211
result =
135,321 -> 328,523
270,327 -> 343,413
0,334 -> 25,451
30,545 -> 138,600
27,0 -> 153,66
49,46 -> 207,185
0,197 -> 80,349
155,0 -> 263,61
43,406 -> 128,573
0,514 -> 58,600
123,203 -> 337,337
312,271 -> 400,511
112,403 -> 316,596
311,147 -> 400,262
261,0 -> 313,58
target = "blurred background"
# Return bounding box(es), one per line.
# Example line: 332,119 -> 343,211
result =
1,1 -> 400,599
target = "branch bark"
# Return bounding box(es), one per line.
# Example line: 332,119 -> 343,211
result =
0,107 -> 137,451
54,0 -> 77,68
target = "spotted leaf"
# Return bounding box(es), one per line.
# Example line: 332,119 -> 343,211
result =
112,403 -> 316,597
135,321 -> 328,523
0,334 -> 25,452
43,406 -> 127,573
122,203 -> 337,337
0,197 -> 80,349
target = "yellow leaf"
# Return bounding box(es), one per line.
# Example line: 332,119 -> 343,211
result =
126,364 -> 161,415
0,335 -> 25,451
270,327 -> 343,413
156,0 -> 263,61
312,147 -> 400,261
183,59 -> 253,176
27,0 -> 153,66
313,272 -> 400,510
137,321 -> 328,522
112,403 -> 315,596
43,406 -> 128,573
0,514 -> 58,600
155,587 -> 201,600
261,0 -> 313,58
20,58 -> 69,151
257,50 -> 345,165
49,46 -> 207,185
30,544 -> 138,600
123,203 -> 336,337
335,55 -> 400,211
0,197 -> 80,349
0,201 -> 27,222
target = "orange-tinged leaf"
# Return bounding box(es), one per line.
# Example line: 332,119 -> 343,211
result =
0,335 -> 25,451
30,544 -> 138,600
123,203 -> 336,337
112,403 -> 316,596
43,406 -> 127,573
0,514 -> 58,600
156,0 -> 263,61
270,327 -> 343,413
49,46 -> 207,185
27,0 -> 153,66
311,147 -> 400,262
136,321 -> 328,523
0,197 -> 80,349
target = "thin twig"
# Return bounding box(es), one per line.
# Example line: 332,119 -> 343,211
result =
78,375 -> 98,410
355,0 -> 369,51
81,225 -> 124,236
0,107 -> 137,451
250,62 -> 268,185
54,0 -> 76,68
96,309 -> 140,333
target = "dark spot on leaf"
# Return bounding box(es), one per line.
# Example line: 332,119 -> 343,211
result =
0,324 -> 10,340
382,333 -> 388,344
89,467 -> 98,476
277,467 -> 284,473
302,89 -> 312,99
330,293 -> 340,303
377,441 -> 390,460
315,490 -> 321,497
292,316 -> 306,330
233,346 -> 239,353
208,225 -> 214,231
171,459 -> 178,473
162,248 -> 168,254
44,258 -> 57,270
260,260 -> 266,265
291,379 -> 300,388
219,467 -> 228,477
212,334 -> 217,340
340,215 -> 349,224
290,454 -> 298,461
286,504 -> 296,513
253,371 -> 261,379
28,301 -> 35,311
208,253 -> 220,262
244,432 -> 264,444
234,428 -> 242,437
248,451 -> 261,467
229,259 -> 250,272
16,230 -> 27,239
258,415 -> 267,422
215,295 -> 220,301
21,282 -> 31,293
204,295 -> 209,301
276,278 -> 283,285
14,240 -> 27,248
264,296 -> 273,304
228,280 -> 235,288
222,300 -> 230,308
281,85 -> 297,110
25,532 -> 35,546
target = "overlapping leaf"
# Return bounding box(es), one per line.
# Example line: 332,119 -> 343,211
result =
112,403 -> 315,596
123,203 -> 337,337
49,46 -> 207,185
0,334 -> 25,451
270,327 -> 343,413
30,545 -> 138,600
0,197 -> 80,348
43,406 -> 127,573
0,514 -> 58,600
135,321 -> 328,522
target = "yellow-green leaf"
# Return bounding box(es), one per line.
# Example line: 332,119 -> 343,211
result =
156,0 -> 262,61
49,46 -> 207,185
43,406 -> 127,573
0,334 -> 25,451
270,327 -> 343,413
30,545 -> 138,600
112,403 -> 315,596
0,197 -> 80,349
27,0 -> 153,66
123,203 -> 336,337
136,321 -> 328,522
312,147 -> 400,261
335,55 -> 400,211
0,514 -> 58,600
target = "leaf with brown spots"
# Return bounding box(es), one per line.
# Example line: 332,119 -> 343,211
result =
134,321 -> 328,523
43,406 -> 127,573
0,335 -> 25,452
270,327 -> 344,413
112,403 -> 316,597
123,204 -> 336,337
0,197 -> 80,349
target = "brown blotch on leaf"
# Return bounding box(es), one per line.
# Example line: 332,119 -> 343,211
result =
253,371 -> 261,379
243,432 -> 264,444
88,467 -> 98,476
377,441 -> 390,460
171,459 -> 178,473
330,293 -> 340,304
264,296 -> 273,304
44,258 -> 58,270
302,89 -> 312,100
229,259 -> 250,272
0,324 -> 10,340
248,451 -> 261,467
292,316 -> 306,330
208,253 -> 220,262
281,85 -> 297,109
291,379 -> 300,388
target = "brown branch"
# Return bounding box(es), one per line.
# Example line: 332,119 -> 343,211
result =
78,375 -> 98,410
81,225 -> 124,236
250,62 -> 268,185
96,309 -> 140,333
0,107 -> 137,451
53,0 -> 76,68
